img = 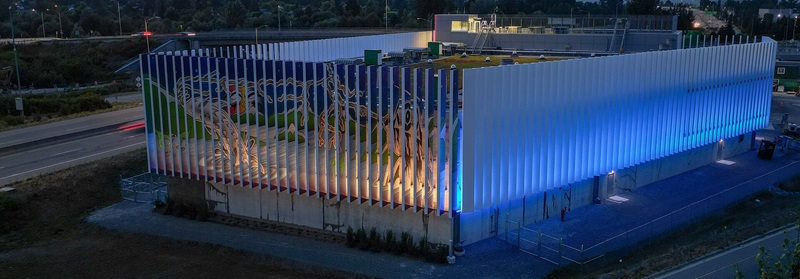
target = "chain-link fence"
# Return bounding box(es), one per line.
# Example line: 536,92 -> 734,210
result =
502,161 -> 800,267
120,172 -> 167,203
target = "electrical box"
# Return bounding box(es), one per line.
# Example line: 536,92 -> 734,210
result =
364,49 -> 382,66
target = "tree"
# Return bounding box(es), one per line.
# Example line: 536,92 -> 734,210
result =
627,0 -> 659,15
345,0 -> 362,16
224,0 -> 248,28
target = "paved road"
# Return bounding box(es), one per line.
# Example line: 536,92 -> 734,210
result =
0,107 -> 142,150
656,226 -> 799,279
0,107 -> 146,186
0,129 -> 145,186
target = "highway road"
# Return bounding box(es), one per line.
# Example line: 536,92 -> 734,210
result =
0,107 -> 146,186
656,226 -> 799,279
0,127 -> 145,186
0,107 -> 142,151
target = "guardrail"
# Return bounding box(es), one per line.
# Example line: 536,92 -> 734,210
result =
120,172 -> 167,203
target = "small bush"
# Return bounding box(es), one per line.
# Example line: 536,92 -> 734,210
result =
369,228 -> 382,253
384,230 -> 397,253
1,115 -> 24,126
195,206 -> 208,221
400,232 -> 413,254
0,193 -> 18,213
356,228 -> 368,250
346,227 -> 356,248
425,244 -> 449,264
416,236 -> 429,257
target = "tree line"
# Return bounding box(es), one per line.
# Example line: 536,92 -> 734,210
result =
0,0 -> 700,38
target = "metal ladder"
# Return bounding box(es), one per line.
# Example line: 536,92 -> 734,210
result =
608,18 -> 627,53
472,30 -> 491,55
618,20 -> 630,53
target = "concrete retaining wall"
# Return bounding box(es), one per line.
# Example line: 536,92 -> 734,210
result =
204,182 -> 453,244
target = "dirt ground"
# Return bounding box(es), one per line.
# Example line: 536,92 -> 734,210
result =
0,150 -> 362,279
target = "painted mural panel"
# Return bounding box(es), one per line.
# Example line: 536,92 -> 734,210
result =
141,54 -> 456,212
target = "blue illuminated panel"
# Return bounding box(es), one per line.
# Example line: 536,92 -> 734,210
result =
461,39 -> 777,212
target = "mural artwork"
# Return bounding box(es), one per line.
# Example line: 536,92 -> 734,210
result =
141,54 -> 459,212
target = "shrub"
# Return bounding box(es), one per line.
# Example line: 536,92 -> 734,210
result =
369,228 -> 382,253
426,244 -> 449,264
400,231 -> 413,254
1,115 -> 25,126
356,228 -> 368,250
0,193 -> 18,213
415,236 -> 429,257
384,230 -> 397,253
346,227 -> 356,248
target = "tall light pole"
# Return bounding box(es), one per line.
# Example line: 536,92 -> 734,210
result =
571,7 -> 577,27
9,6 -> 21,92
385,0 -> 388,29
277,5 -> 281,32
32,9 -> 44,38
145,16 -> 160,53
417,17 -> 432,41
255,25 -> 269,46
54,5 -> 62,39
116,1 -> 122,36
794,15 -> 798,41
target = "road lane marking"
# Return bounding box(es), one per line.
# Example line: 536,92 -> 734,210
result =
0,141 -> 145,181
52,148 -> 83,157
0,129 -> 144,160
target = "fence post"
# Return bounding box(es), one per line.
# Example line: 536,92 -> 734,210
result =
517,219 -> 521,247
505,213 -> 509,242
580,244 -> 585,271
538,229 -> 542,256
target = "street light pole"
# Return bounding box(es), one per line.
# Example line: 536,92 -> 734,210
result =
145,17 -> 159,53
385,0 -> 388,29
9,6 -> 21,92
417,17 -> 433,41
33,9 -> 44,38
117,1 -> 122,36
55,5 -> 62,38
794,15 -> 798,41
278,5 -> 281,32
255,25 -> 269,46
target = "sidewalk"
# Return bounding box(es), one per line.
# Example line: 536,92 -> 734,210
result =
88,145 -> 800,278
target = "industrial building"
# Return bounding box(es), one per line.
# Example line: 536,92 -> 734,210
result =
140,14 -> 776,259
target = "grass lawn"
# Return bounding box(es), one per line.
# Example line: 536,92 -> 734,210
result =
410,55 -> 576,88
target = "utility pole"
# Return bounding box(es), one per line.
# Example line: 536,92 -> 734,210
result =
9,6 -> 21,92
385,0 -> 388,29
55,5 -> 62,38
117,1 -> 122,36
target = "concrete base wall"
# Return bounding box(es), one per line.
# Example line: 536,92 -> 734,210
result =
203,183 -> 453,244
458,134 -> 752,245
